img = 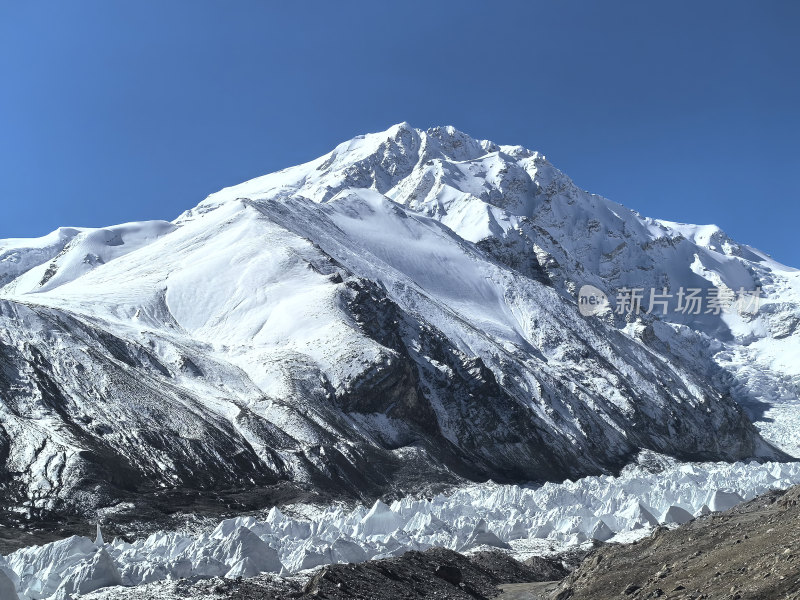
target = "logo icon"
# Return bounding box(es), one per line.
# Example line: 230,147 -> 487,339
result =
578,285 -> 609,316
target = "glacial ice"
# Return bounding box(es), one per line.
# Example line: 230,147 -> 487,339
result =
4,458 -> 800,599
0,568 -> 19,600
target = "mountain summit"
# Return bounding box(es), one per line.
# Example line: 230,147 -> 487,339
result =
0,124 -> 797,524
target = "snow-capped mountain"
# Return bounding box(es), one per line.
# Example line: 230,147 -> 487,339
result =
0,123 -> 797,524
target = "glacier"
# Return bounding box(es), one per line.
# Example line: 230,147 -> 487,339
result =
3,458 -> 800,599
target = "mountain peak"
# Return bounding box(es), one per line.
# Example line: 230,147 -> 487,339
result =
386,120 -> 414,134
184,123 -> 551,219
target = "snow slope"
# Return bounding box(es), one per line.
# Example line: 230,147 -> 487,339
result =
187,123 -> 800,455
0,123 -> 797,527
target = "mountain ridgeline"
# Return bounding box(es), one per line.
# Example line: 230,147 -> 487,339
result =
0,124 -> 797,524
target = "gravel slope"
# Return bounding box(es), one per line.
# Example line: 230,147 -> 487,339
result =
551,485 -> 800,600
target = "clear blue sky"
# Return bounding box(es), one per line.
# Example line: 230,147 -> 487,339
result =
2,1 -> 798,264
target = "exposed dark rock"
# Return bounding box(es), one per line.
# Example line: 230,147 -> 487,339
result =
96,547 -> 567,599
551,485 -> 800,600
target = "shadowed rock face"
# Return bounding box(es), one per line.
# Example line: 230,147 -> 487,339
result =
0,297 -> 464,527
0,267 -> 779,537
0,125 -> 792,534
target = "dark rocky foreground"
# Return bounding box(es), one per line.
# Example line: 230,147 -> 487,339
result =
297,549 -> 567,600
551,485 -> 800,600
82,548 -> 567,599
